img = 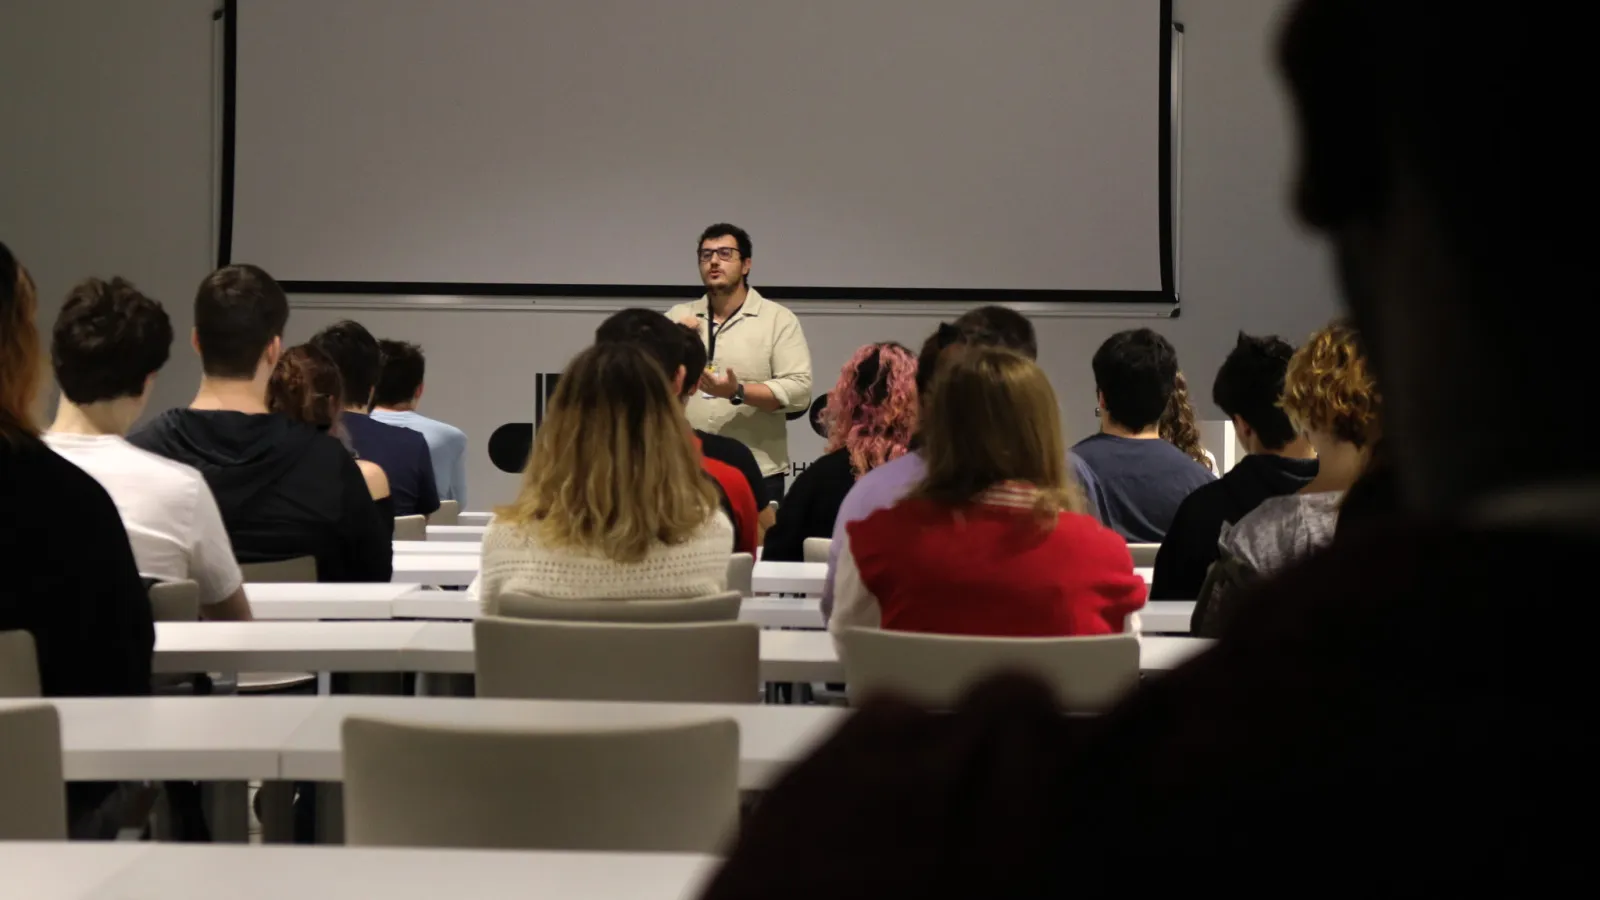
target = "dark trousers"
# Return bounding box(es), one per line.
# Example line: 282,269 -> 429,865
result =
763,474 -> 787,506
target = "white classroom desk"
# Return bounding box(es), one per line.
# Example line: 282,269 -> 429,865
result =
391,591 -> 825,629
425,524 -> 488,542
391,553 -> 479,586
0,695 -> 841,792
457,511 -> 494,526
245,582 -> 422,621
749,561 -> 1155,598
152,621 -> 1212,683
393,540 -> 480,554
0,843 -> 716,900
279,695 -> 843,788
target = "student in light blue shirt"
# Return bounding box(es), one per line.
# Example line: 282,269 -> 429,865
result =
370,339 -> 470,507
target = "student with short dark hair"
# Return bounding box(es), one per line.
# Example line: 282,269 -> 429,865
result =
130,265 -> 391,583
371,339 -> 470,507
1072,328 -> 1216,541
1,244 -> 155,835
594,308 -> 763,553
1150,332 -> 1318,599
309,320 -> 439,518
45,277 -> 253,620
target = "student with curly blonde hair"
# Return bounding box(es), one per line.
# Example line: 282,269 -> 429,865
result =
762,342 -> 918,561
1196,320 -> 1381,634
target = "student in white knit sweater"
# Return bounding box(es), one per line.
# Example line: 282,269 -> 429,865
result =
478,342 -> 733,613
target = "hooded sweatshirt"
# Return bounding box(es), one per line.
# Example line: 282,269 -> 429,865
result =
1149,453 -> 1318,600
130,409 -> 392,583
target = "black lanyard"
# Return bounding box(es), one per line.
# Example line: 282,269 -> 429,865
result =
706,310 -> 738,364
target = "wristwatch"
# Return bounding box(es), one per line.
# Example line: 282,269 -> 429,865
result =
730,383 -> 746,406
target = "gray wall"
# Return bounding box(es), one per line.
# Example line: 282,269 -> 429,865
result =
3,0 -> 1338,510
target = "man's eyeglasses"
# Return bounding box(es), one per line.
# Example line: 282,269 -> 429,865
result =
698,247 -> 740,262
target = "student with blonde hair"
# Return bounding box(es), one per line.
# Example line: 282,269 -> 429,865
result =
830,346 -> 1145,641
478,342 -> 733,613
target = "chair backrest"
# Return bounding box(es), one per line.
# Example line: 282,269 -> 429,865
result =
0,704 -> 67,840
147,580 -> 201,622
498,591 -> 741,623
1127,543 -> 1161,567
393,515 -> 428,541
0,630 -> 41,698
343,715 -> 738,852
239,556 -> 319,583
837,627 -> 1140,712
802,537 -> 831,563
726,552 -> 754,595
474,617 -> 759,703
433,500 -> 460,526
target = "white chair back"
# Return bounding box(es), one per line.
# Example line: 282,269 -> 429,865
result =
474,617 -> 758,703
802,537 -> 832,563
393,515 -> 428,541
342,715 -> 739,852
837,627 -> 1140,712
0,704 -> 67,840
726,552 -> 754,595
1127,543 -> 1161,567
0,630 -> 41,698
148,579 -> 201,621
239,556 -> 319,583
432,499 -> 461,525
497,591 -> 741,623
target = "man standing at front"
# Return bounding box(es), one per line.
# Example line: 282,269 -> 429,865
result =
669,223 -> 812,502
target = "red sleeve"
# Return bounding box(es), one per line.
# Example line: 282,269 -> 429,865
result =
705,457 -> 759,554
1063,514 -> 1148,634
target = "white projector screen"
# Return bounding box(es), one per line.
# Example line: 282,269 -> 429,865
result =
226,0 -> 1173,302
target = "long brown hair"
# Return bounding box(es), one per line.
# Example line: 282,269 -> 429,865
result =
0,242 -> 42,441
496,342 -> 720,563
908,346 -> 1085,521
268,344 -> 345,433
1160,371 -> 1214,472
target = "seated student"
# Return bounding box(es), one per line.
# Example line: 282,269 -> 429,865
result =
370,339 -> 470,507
1073,328 -> 1217,542
131,265 -> 392,583
831,346 -> 1145,644
822,306 -> 1102,620
1150,333 -> 1319,599
309,321 -> 440,518
762,342 -> 918,561
44,277 -> 252,620
592,308 -> 762,553
1,244 -> 154,835
1158,371 -> 1217,474
478,342 -> 732,613
1196,320 -> 1380,636
268,345 -> 396,524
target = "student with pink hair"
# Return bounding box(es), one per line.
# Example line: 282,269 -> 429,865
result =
762,342 -> 918,561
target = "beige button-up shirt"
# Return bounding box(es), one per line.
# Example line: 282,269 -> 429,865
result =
667,289 -> 813,477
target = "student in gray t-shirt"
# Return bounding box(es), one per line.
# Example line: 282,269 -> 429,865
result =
1072,329 -> 1215,542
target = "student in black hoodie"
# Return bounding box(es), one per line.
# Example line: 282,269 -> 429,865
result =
130,265 -> 391,583
1150,332 -> 1318,600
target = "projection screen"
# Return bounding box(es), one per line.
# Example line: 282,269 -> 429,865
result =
224,0 -> 1174,302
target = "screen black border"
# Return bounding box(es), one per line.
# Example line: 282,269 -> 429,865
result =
218,0 -> 1176,306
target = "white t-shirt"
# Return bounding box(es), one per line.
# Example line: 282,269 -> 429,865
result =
44,432 -> 244,606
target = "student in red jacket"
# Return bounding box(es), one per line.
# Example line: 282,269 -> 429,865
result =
831,346 -> 1145,643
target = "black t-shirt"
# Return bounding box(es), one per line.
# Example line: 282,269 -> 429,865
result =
131,409 -> 392,583
697,429 -> 768,508
762,448 -> 858,561
1151,453 -> 1319,599
343,412 -> 440,517
0,435 -> 154,697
